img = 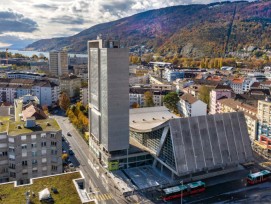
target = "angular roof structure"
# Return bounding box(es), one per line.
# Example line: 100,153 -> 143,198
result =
157,112 -> 253,176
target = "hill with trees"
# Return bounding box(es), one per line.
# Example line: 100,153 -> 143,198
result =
26,1 -> 271,58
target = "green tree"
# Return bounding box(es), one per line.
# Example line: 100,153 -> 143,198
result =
59,92 -> 70,111
144,91 -> 154,107
32,54 -> 38,60
198,86 -> 212,107
163,92 -> 179,113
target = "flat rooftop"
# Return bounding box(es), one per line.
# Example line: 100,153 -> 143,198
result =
129,106 -> 178,132
0,117 -> 60,136
0,172 -> 94,204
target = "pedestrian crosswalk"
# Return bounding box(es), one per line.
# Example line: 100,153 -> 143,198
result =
89,193 -> 113,201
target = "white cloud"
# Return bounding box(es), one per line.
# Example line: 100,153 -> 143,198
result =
0,0 -> 252,48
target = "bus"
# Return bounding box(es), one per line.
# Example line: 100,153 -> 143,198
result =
162,181 -> 205,201
247,170 -> 271,185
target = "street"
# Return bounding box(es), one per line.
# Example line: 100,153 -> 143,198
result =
53,114 -> 124,204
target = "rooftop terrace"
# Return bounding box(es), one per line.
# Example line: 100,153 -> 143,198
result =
0,172 -> 94,204
0,117 -> 61,136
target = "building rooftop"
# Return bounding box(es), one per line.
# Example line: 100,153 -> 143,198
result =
180,93 -> 198,104
129,106 -> 178,132
0,117 -> 60,136
0,172 -> 94,204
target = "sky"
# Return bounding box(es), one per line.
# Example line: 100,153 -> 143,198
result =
0,0 -> 252,48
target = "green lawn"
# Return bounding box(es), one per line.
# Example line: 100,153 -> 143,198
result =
0,172 -> 94,204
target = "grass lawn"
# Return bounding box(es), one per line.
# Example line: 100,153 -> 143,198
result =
0,172 -> 94,204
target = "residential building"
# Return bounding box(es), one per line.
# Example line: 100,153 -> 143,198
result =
230,77 -> 257,94
209,84 -> 232,114
7,72 -> 46,80
258,97 -> 271,137
178,93 -> 207,117
59,75 -> 81,98
88,37 -> 129,162
49,51 -> 68,76
80,86 -> 88,106
0,79 -> 59,107
218,98 -> 258,141
0,105 -> 62,184
164,69 -> 184,82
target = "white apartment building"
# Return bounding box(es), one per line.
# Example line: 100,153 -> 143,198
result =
230,77 -> 257,94
0,79 -> 59,107
49,51 -> 68,77
178,93 -> 207,117
129,91 -> 164,108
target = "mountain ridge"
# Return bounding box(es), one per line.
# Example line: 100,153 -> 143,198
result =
25,1 -> 271,57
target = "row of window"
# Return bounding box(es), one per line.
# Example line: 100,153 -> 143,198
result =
9,166 -> 58,178
8,133 -> 57,143
20,141 -> 57,150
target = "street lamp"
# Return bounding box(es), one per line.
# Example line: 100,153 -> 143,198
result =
180,180 -> 183,204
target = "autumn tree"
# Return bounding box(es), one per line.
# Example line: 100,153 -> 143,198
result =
144,91 -> 154,107
59,92 -> 70,111
198,85 -> 212,107
132,102 -> 140,108
163,92 -> 179,113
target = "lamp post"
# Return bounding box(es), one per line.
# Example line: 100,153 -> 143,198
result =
180,180 -> 183,204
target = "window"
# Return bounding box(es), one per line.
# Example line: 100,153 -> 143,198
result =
51,150 -> 57,155
8,138 -> 14,143
22,152 -> 27,157
51,165 -> 58,171
9,163 -> 15,169
10,172 -> 16,178
42,158 -> 47,163
41,133 -> 46,138
41,142 -> 46,147
32,159 -> 38,165
21,135 -> 26,140
32,151 -> 37,157
0,151 -> 7,156
51,141 -> 57,146
31,135 -> 36,139
50,133 -> 55,138
31,143 -> 37,148
8,147 -> 15,152
42,166 -> 47,171
41,149 -> 46,155
21,144 -> 27,149
22,161 -> 28,166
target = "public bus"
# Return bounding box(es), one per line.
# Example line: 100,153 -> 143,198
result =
162,181 -> 206,201
246,170 -> 271,185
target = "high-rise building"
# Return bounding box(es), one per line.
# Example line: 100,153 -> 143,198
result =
49,51 -> 68,76
88,36 -> 129,162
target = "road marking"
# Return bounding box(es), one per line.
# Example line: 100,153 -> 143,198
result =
89,193 -> 114,201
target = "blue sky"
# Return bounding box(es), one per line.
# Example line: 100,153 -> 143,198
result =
0,0 -> 253,48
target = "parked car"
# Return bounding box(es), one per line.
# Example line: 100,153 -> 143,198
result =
67,132 -> 71,136
69,163 -> 74,168
68,150 -> 74,155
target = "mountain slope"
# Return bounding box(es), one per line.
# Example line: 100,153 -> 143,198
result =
26,1 -> 271,57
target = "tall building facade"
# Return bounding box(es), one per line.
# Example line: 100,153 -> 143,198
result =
258,97 -> 271,137
209,85 -> 232,114
88,37 -> 129,162
49,51 -> 68,76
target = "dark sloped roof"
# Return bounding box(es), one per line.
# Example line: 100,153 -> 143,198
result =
214,84 -> 232,90
169,112 -> 253,175
180,93 -> 197,104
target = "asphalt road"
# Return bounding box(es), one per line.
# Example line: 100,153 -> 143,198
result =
53,115 -> 120,204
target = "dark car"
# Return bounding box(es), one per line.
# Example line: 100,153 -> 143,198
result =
67,132 -> 71,136
68,150 -> 74,155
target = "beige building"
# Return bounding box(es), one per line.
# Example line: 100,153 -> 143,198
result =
258,98 -> 271,137
0,103 -> 62,184
218,98 -> 257,141
60,75 -> 81,98
49,51 -> 68,76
